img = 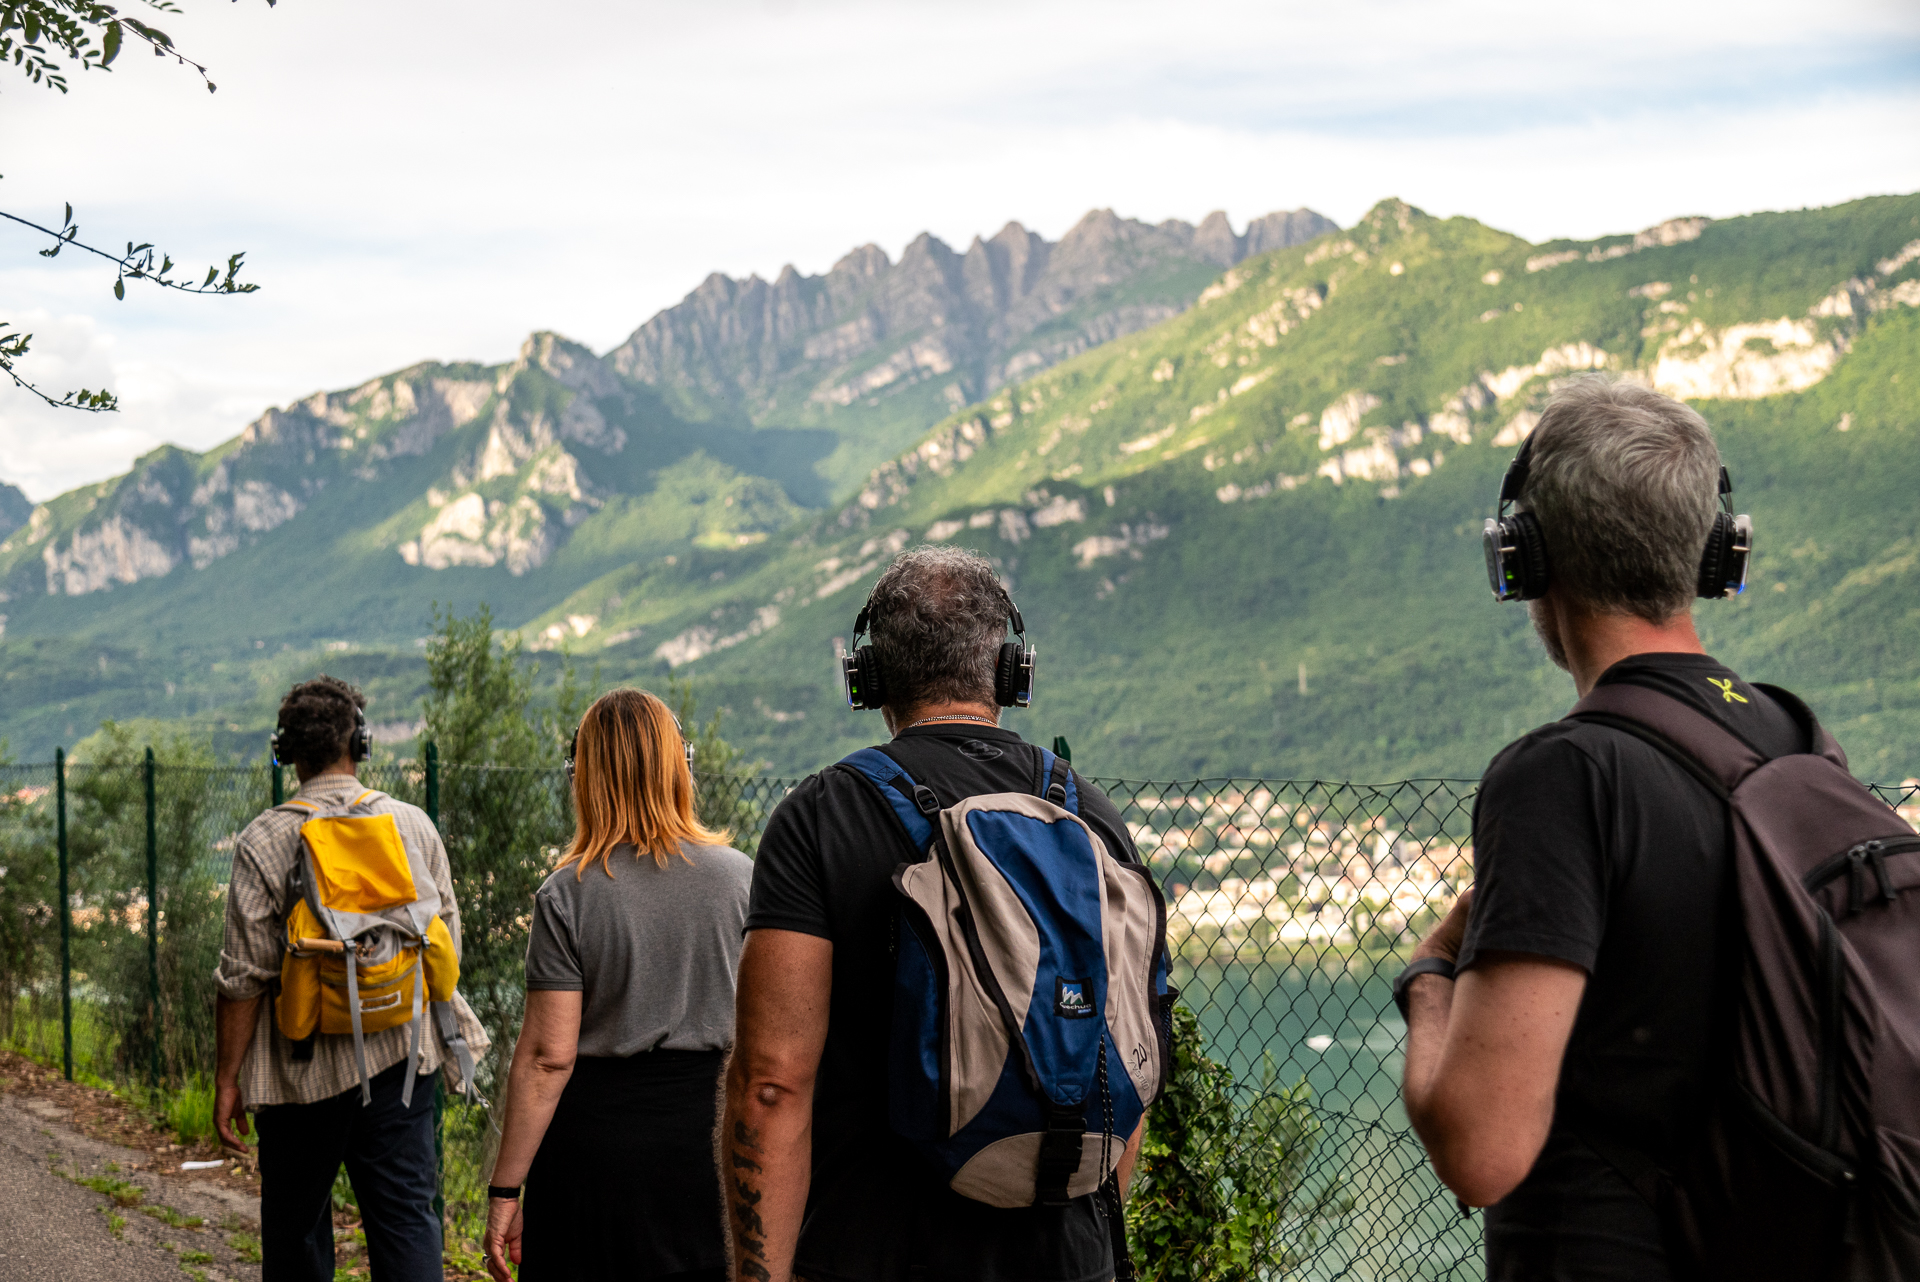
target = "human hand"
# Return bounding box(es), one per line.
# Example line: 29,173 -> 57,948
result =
484,1197 -> 524,1282
1413,886 -> 1474,966
214,1080 -> 250,1151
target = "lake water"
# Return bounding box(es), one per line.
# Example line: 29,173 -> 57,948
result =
1178,958 -> 1483,1281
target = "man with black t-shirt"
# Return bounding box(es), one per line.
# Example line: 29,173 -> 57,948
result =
1400,376 -> 1807,1280
719,546 -> 1143,1282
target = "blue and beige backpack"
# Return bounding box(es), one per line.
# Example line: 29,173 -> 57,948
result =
273,788 -> 479,1107
842,745 -> 1172,1262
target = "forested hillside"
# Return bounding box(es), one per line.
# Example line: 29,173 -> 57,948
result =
3,194 -> 1915,781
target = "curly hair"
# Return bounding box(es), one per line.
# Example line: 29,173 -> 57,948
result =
275,675 -> 367,774
868,545 -> 1014,711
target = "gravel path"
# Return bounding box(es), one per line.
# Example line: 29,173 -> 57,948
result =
0,1091 -> 262,1282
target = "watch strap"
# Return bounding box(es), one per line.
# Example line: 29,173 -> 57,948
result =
1393,956 -> 1458,1020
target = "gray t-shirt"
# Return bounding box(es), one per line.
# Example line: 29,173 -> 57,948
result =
524,841 -> 753,1057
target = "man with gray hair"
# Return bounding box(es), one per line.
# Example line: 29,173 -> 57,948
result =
720,545 -> 1146,1282
1399,375 -> 1793,1279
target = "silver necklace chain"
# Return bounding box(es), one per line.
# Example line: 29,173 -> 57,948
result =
900,713 -> 999,731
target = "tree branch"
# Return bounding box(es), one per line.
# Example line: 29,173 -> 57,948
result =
0,322 -> 116,410
2,205 -> 257,297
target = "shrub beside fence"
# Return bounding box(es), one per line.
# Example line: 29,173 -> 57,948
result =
1,751 -> 1913,1280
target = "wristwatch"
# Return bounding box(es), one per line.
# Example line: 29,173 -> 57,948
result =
1393,957 -> 1457,1019
487,1184 -> 522,1202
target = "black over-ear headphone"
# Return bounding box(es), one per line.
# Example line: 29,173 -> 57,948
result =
843,588 -> 1036,711
565,708 -> 697,782
1482,433 -> 1753,602
270,701 -> 372,768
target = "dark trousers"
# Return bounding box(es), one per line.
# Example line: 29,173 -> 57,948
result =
254,1060 -> 441,1282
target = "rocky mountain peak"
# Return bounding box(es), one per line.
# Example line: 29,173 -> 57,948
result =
601,202 -> 1338,462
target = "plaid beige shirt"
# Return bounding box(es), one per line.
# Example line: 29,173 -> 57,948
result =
214,771 -> 491,1107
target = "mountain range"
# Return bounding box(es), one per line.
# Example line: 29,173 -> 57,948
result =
2,194 -> 1916,783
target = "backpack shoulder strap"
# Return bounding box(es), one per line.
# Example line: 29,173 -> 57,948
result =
837,747 -> 938,852
1564,683 -> 1767,799
1749,683 -> 1847,770
1037,747 -> 1078,814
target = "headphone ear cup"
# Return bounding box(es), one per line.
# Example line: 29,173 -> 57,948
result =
1509,511 -> 1551,601
846,645 -> 886,711
994,641 -> 1020,707
1698,512 -> 1733,598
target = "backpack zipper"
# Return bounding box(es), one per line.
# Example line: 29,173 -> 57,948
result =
1803,836 -> 1920,912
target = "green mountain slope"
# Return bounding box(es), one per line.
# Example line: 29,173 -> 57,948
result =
3,194 -> 1916,780
522,195 -> 1920,781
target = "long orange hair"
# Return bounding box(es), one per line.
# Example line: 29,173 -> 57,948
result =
560,688 -> 730,877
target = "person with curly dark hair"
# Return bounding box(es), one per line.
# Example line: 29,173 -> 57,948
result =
270,675 -> 368,775
214,675 -> 490,1282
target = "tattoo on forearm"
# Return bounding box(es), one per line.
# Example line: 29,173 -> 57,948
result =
730,1119 -> 772,1282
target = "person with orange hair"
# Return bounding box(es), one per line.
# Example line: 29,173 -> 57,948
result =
483,688 -> 751,1282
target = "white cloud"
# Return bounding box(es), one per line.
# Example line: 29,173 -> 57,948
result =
0,0 -> 1914,499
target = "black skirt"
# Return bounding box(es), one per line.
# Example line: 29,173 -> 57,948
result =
520,1049 -> 729,1282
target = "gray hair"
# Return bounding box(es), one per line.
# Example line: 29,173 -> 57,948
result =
1520,374 -> 1721,622
867,545 -> 1012,710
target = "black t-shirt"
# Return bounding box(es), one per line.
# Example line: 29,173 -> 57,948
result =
1458,653 -> 1810,1280
746,724 -> 1140,1282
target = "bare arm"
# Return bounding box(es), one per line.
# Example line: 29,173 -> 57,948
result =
487,989 -> 583,1186
1116,1118 -> 1144,1195
483,990 -> 581,1282
1401,891 -> 1587,1206
719,929 -> 831,1282
212,993 -> 262,1150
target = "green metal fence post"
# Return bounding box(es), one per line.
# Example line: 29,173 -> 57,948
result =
55,746 -> 72,1082
424,740 -> 445,1221
145,746 -> 161,1086
424,741 -> 439,825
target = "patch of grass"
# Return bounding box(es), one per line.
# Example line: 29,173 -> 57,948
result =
142,1203 -> 204,1230
227,1231 -> 262,1263
73,1172 -> 144,1207
162,1076 -> 216,1145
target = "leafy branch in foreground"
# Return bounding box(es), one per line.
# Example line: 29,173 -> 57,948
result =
6,204 -> 256,299
0,203 -> 257,410
0,321 -> 114,409
0,0 -> 275,96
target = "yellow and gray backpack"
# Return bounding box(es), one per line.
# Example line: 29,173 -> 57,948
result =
274,788 -> 478,1106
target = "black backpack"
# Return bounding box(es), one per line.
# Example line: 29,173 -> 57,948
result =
1566,682 -> 1920,1281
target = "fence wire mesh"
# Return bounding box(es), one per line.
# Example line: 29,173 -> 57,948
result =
1,756 -> 1914,1280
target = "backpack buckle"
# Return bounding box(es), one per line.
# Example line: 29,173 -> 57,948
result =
1035,1101 -> 1086,1207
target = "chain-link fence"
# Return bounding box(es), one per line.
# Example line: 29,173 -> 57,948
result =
2,752 -> 1915,1280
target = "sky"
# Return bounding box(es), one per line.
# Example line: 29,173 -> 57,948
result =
1,0 -> 1917,502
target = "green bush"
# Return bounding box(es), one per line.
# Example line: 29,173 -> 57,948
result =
1127,1003 -> 1346,1280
